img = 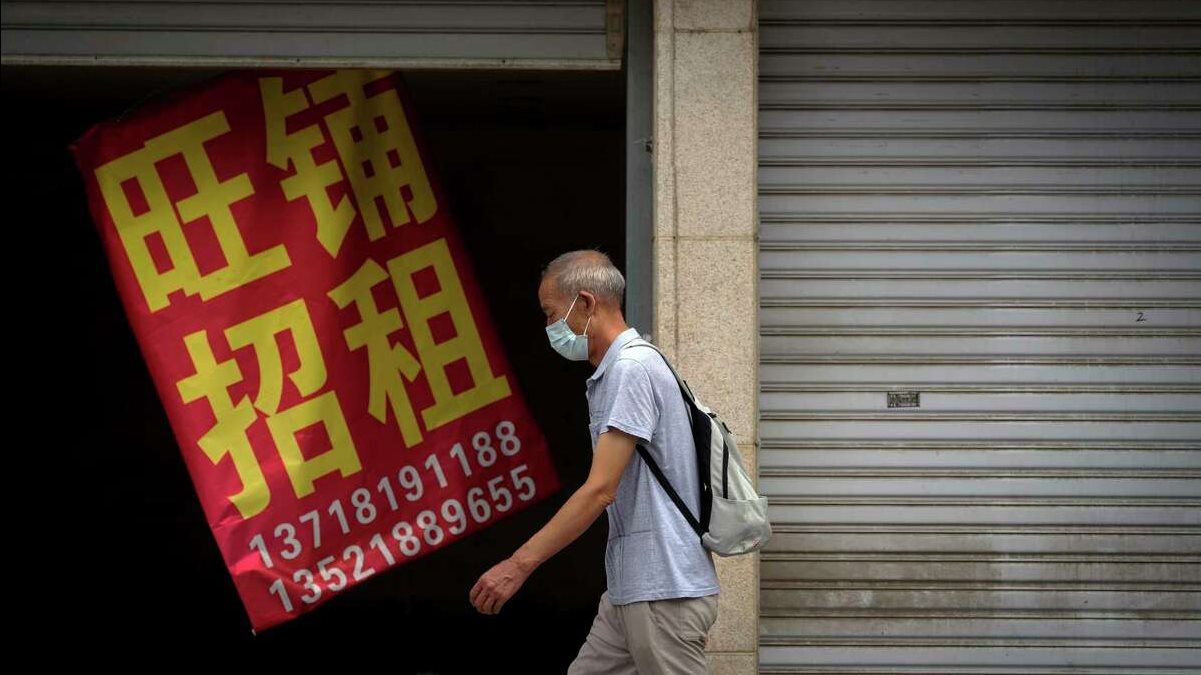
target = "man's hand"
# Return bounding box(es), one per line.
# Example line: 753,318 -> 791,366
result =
470,556 -> 531,615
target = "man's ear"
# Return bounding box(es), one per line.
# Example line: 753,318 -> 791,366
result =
578,290 -> 599,314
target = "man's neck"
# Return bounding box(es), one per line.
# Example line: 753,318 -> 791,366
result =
588,321 -> 631,367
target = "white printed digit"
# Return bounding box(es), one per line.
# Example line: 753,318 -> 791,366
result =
269,578 -> 293,612
294,569 -> 321,604
442,498 -> 467,535
425,453 -> 449,488
467,487 -> 492,523
351,488 -> 378,525
488,475 -> 513,512
392,521 -> 421,557
370,533 -> 397,566
377,476 -> 399,511
511,464 -> 536,501
276,522 -> 302,560
344,545 -> 377,581
317,556 -> 347,592
399,465 -> 424,501
250,534 -> 274,569
473,431 -> 497,468
328,499 -> 351,534
416,509 -> 444,545
497,420 -> 521,456
450,442 -> 472,477
299,510 -> 322,549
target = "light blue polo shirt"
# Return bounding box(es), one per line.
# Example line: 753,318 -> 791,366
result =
584,327 -> 720,605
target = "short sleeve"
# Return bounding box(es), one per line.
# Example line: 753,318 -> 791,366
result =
600,359 -> 659,444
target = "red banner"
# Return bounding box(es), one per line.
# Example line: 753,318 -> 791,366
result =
71,69 -> 560,632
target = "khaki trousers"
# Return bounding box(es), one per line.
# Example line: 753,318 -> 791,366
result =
566,590 -> 720,675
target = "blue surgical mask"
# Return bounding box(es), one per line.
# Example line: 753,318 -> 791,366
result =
545,294 -> 592,361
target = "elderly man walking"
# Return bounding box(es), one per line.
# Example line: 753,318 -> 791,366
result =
469,249 -> 720,674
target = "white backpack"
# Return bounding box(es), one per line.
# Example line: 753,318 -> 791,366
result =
620,338 -> 772,556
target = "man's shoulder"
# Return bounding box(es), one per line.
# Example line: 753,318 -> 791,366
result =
614,342 -> 662,371
613,343 -> 675,385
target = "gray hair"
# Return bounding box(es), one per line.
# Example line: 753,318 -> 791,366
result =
541,249 -> 625,305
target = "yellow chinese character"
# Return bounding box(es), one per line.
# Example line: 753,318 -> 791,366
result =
177,299 -> 361,519
177,331 -> 267,519
260,77 -> 356,258
266,390 -> 361,500
224,298 -> 327,415
96,112 -> 291,312
328,260 -> 424,448
308,70 -> 437,241
388,239 -> 511,431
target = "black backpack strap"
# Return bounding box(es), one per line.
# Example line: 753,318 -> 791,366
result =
636,442 -> 704,538
620,338 -> 712,538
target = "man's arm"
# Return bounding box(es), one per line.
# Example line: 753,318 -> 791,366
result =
468,428 -> 638,614
512,428 -> 637,571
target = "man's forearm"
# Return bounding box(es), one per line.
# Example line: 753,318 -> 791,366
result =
510,484 -> 611,574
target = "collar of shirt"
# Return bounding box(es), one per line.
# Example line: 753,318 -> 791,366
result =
587,326 -> 641,386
